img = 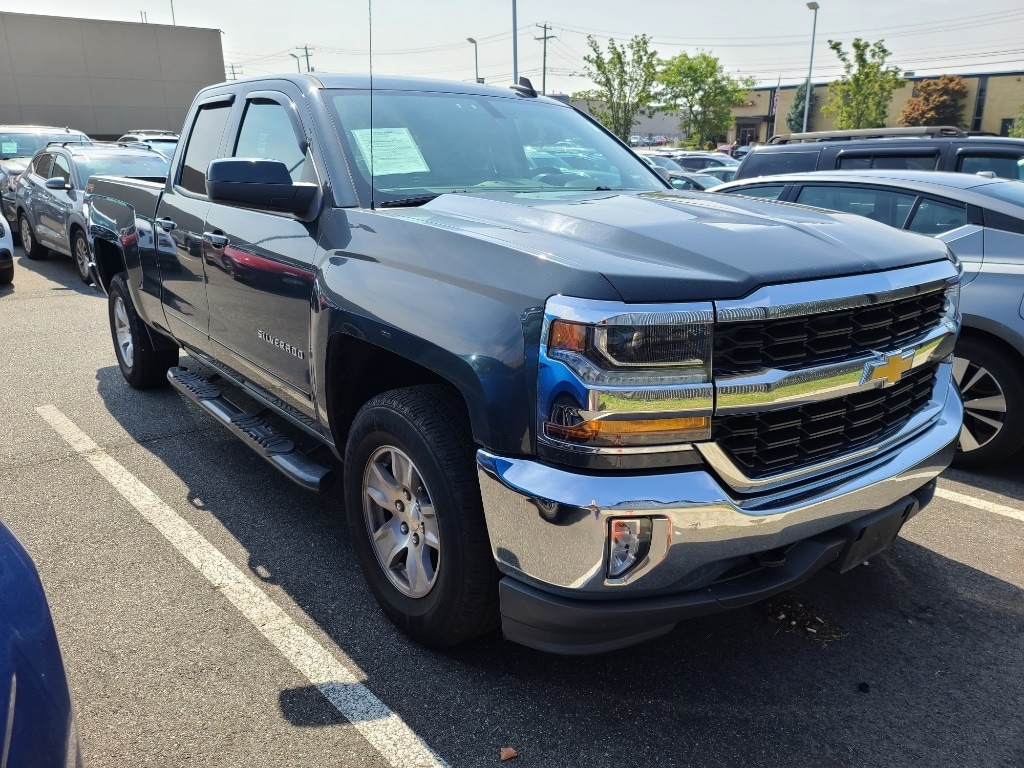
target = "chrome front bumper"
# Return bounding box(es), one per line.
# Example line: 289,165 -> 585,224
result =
477,366 -> 961,598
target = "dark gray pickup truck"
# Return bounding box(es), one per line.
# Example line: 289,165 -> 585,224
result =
85,73 -> 963,654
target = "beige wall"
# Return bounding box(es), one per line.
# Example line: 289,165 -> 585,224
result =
738,71 -> 1024,140
0,12 -> 224,137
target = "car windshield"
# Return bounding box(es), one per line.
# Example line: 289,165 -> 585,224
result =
142,139 -> 178,155
77,153 -> 171,179
0,132 -> 87,160
327,89 -> 664,204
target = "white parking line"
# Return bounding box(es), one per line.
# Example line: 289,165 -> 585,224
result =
36,405 -> 448,768
935,487 -> 1024,523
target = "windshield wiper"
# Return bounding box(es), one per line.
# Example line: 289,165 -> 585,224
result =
378,194 -> 440,208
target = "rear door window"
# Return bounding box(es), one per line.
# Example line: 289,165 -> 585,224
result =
795,185 -> 916,227
721,184 -> 787,200
738,150 -> 819,178
179,102 -> 233,196
836,153 -> 939,171
906,198 -> 968,235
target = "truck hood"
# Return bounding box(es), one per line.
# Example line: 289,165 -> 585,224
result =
407,190 -> 950,302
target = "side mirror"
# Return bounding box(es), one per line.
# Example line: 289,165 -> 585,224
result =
206,158 -> 317,214
44,177 -> 72,191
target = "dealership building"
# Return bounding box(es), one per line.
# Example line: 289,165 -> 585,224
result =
0,11 -> 224,139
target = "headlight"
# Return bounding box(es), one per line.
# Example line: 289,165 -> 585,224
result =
538,297 -> 714,467
942,277 -> 960,332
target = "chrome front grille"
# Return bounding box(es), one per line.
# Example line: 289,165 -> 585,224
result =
713,290 -> 946,376
712,364 -> 937,479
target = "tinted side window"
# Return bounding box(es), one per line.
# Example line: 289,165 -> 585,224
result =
179,103 -> 232,195
837,153 -> 938,171
907,198 -> 967,236
723,184 -> 787,200
32,153 -> 53,177
234,99 -> 306,182
796,185 -> 915,227
958,153 -> 1024,181
739,151 -> 818,178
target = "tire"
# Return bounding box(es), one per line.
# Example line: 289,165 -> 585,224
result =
72,229 -> 92,284
952,336 -> 1024,467
19,213 -> 46,260
0,263 -> 12,285
344,385 -> 499,648
108,273 -> 178,389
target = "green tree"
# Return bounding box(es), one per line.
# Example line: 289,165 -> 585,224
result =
898,75 -> 969,128
657,52 -> 755,144
573,35 -> 659,141
1011,103 -> 1024,138
786,82 -> 818,133
822,38 -> 905,129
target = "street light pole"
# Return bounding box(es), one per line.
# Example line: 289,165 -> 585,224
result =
289,53 -> 301,73
802,2 -> 820,133
467,38 -> 481,84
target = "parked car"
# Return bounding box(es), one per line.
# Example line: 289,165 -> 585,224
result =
15,141 -> 171,282
84,73 -> 961,654
0,518 -> 82,767
672,151 -> 740,172
635,152 -> 721,190
694,166 -> 737,183
0,207 -> 14,285
0,126 -> 90,238
115,129 -> 179,157
734,125 -> 1024,182
714,168 -> 1024,465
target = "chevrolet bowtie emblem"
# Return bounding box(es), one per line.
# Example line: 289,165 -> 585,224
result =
863,350 -> 914,386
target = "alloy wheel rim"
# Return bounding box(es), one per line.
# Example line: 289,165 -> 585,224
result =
952,356 -> 1006,452
362,445 -> 440,599
20,218 -> 30,251
75,236 -> 90,278
113,296 -> 134,368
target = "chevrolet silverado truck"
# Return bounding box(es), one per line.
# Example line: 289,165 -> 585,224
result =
85,74 -> 963,655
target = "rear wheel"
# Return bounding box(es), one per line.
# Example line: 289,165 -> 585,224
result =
344,385 -> 499,648
19,214 -> 46,260
73,230 -> 92,284
108,273 -> 178,389
952,336 -> 1024,467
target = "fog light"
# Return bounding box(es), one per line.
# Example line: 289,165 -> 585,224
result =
608,518 -> 653,579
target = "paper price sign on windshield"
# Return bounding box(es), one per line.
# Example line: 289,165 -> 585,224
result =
351,128 -> 430,176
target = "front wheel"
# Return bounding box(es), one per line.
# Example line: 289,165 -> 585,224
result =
73,230 -> 92,284
108,273 -> 178,389
952,336 -> 1024,467
344,385 -> 499,648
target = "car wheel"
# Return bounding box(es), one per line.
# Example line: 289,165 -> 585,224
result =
0,263 -> 12,285
19,214 -> 46,260
951,336 -> 1024,467
344,385 -> 499,648
108,273 -> 178,389
72,230 -> 92,284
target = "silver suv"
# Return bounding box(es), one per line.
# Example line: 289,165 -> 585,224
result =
16,141 -> 170,283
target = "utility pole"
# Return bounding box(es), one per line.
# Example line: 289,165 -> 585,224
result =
169,0 -> 176,25
297,45 -> 314,73
228,64 -> 241,80
534,23 -> 555,95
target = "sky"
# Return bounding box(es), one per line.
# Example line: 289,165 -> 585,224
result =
6,0 -> 1024,94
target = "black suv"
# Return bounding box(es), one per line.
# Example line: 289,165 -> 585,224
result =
734,125 -> 1024,181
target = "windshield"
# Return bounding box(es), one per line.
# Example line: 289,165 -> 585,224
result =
0,132 -> 87,160
142,139 -> 178,155
327,89 -> 664,205
77,153 -> 171,179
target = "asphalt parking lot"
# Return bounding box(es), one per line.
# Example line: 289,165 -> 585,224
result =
1,248 -> 1022,768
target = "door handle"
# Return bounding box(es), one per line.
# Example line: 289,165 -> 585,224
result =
203,231 -> 228,249
156,217 -> 176,231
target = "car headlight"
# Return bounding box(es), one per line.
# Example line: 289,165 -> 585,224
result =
538,297 -> 713,468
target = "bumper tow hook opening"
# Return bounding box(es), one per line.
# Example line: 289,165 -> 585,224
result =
754,547 -> 789,568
